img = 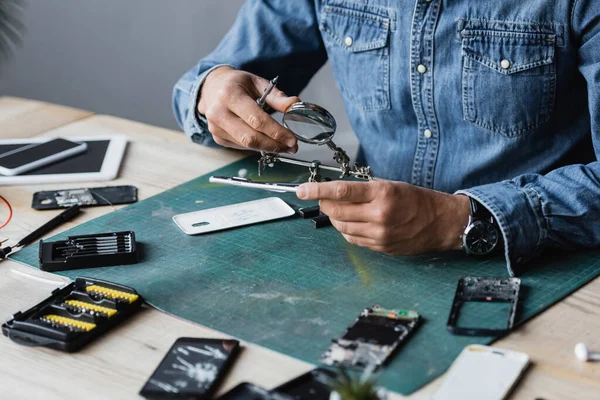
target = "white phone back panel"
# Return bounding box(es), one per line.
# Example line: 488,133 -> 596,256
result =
433,345 -> 530,400
172,197 -> 295,235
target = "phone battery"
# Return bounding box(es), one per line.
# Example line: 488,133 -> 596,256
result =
320,305 -> 420,371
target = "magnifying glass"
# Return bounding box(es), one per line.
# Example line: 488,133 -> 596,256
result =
217,78 -> 373,190
282,102 -> 337,146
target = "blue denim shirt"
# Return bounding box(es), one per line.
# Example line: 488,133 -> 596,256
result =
173,0 -> 600,276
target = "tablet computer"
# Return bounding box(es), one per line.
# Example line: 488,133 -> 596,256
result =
0,136 -> 127,185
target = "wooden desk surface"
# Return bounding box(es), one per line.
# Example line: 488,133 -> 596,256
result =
0,96 -> 598,400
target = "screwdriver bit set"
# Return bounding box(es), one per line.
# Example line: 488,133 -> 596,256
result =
39,231 -> 137,271
2,277 -> 143,352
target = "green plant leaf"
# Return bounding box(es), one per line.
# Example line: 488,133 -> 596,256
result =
332,368 -> 380,400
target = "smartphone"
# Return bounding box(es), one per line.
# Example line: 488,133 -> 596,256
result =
32,185 -> 138,210
0,138 -> 87,176
217,383 -> 291,400
140,338 -> 240,400
433,345 -> 530,400
209,176 -> 300,193
274,368 -> 337,400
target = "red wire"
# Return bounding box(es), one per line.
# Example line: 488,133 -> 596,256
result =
0,194 -> 13,230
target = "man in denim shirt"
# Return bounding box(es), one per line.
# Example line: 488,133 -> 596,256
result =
173,1 -> 600,276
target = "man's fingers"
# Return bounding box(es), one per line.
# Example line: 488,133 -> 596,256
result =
228,95 -> 297,149
340,233 -> 386,251
220,111 -> 293,153
330,219 -> 372,237
207,122 -> 247,150
297,181 -> 375,202
213,136 -> 245,150
319,200 -> 371,222
330,219 -> 393,244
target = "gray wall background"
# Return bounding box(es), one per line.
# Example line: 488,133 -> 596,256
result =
0,0 -> 357,155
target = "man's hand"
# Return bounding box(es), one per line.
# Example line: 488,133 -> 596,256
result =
198,66 -> 300,153
296,180 -> 471,255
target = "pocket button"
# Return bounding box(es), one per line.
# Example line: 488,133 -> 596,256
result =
344,36 -> 353,47
500,59 -> 511,69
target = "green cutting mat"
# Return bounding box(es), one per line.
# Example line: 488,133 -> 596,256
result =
11,157 -> 600,395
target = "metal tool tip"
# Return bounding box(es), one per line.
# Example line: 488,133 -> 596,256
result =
272,76 -> 279,84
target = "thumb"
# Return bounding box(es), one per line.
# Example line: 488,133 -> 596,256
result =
265,89 -> 301,113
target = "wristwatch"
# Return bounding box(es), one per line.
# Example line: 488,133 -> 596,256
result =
461,197 -> 501,256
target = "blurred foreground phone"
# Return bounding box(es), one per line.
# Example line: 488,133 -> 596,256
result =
0,138 -> 87,176
274,368 -> 336,400
140,337 -> 240,400
433,345 -> 530,400
217,383 -> 292,400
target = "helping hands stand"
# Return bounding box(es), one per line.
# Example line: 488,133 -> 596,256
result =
257,147 -> 373,183
256,77 -> 373,183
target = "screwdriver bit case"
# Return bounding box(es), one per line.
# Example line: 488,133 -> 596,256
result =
2,277 -> 143,352
39,231 -> 137,271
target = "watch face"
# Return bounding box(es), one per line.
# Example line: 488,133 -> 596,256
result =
464,220 -> 499,255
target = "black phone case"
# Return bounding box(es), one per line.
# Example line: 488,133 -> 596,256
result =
32,185 -> 137,210
140,337 -> 240,400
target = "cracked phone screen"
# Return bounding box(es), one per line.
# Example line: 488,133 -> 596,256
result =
140,338 -> 239,399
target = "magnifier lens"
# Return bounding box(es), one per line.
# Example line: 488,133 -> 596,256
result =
282,102 -> 336,145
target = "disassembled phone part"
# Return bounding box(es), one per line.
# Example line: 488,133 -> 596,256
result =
447,276 -> 521,336
173,197 -> 296,235
32,185 -> 138,210
320,305 -> 421,371
433,345 -> 530,400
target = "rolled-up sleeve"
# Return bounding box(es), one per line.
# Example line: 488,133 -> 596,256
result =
457,0 -> 600,276
172,0 -> 328,145
173,64 -> 232,146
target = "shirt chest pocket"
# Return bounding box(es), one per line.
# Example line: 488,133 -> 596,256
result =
320,4 -> 391,111
461,29 -> 557,137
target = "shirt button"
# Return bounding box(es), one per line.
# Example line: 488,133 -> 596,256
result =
417,64 -> 427,74
501,59 -> 511,69
344,36 -> 353,47
424,129 -> 432,138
